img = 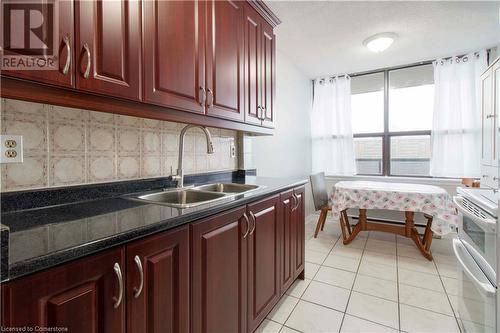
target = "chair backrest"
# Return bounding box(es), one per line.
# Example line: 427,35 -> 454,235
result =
309,172 -> 329,211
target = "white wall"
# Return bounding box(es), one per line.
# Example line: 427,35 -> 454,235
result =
250,50 -> 314,214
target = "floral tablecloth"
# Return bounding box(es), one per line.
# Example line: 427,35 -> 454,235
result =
330,181 -> 458,235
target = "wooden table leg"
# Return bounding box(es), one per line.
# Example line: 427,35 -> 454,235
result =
341,209 -> 362,245
405,211 -> 414,237
343,210 -> 352,235
406,211 -> 433,261
422,215 -> 434,252
359,209 -> 367,229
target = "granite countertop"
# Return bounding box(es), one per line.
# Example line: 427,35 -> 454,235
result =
1,175 -> 307,282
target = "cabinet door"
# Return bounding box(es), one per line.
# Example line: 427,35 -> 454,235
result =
191,206 -> 248,333
126,226 -> 189,333
75,0 -> 141,100
143,0 -> 205,113
260,22 -> 275,128
481,69 -> 494,166
492,60 -> 499,167
2,0 -> 74,87
205,0 -> 245,122
243,3 -> 263,126
1,248 -> 125,333
247,195 -> 281,332
279,190 -> 296,294
293,186 -> 305,278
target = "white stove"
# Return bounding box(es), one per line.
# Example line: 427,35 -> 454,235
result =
454,187 -> 498,333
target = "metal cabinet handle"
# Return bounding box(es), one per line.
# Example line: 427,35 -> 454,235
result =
207,89 -> 213,107
486,114 -> 497,119
242,213 -> 250,238
61,36 -> 71,75
133,255 -> 144,298
293,194 -> 300,211
261,106 -> 266,120
81,43 -> 91,79
199,86 -> 206,106
112,263 -> 123,309
257,106 -> 262,120
249,211 -> 256,235
482,174 -> 489,178
291,194 -> 297,211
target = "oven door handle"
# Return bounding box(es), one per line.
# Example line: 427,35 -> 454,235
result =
452,238 -> 496,297
452,196 -> 496,226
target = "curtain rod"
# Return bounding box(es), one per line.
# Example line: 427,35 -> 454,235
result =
312,48 -> 492,82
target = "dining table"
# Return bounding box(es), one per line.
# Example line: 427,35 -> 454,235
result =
330,181 -> 458,260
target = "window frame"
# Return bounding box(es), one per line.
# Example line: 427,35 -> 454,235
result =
351,62 -> 433,177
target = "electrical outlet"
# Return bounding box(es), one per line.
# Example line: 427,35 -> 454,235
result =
0,135 -> 23,163
230,141 -> 236,158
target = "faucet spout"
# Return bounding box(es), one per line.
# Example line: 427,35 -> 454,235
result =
173,125 -> 214,188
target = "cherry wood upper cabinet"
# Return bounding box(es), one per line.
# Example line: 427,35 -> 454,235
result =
247,195 -> 281,332
2,0 -> 75,88
75,0 -> 141,101
243,3 -> 263,126
205,0 -> 245,122
1,247 -> 126,333
243,3 -> 276,128
260,21 -> 276,128
191,206 -> 248,333
126,225 -> 189,333
143,0 -> 205,114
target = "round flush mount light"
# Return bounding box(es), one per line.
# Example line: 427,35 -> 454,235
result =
363,32 -> 398,53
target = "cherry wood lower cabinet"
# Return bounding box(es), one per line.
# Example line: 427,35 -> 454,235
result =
191,206 -> 248,333
247,195 -> 282,332
279,186 -> 305,293
126,225 -> 189,333
1,247 -> 126,333
1,188 -> 305,333
293,186 -> 306,279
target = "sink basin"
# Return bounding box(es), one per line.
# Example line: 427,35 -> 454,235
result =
135,189 -> 226,208
194,183 -> 260,193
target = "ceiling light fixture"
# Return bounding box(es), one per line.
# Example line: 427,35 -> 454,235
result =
363,32 -> 398,53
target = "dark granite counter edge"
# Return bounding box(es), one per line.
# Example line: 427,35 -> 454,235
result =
4,178 -> 308,282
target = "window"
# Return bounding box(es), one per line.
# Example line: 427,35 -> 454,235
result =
351,64 -> 434,176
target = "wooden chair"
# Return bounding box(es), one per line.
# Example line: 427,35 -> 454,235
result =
310,172 -> 331,238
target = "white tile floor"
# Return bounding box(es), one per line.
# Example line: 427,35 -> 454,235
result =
256,213 -> 462,333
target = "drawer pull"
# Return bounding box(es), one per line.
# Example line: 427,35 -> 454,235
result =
133,255 -> 144,298
242,213 -> 250,239
207,89 -> 214,107
199,86 -> 206,106
81,43 -> 91,79
112,263 -> 123,309
61,36 -> 71,75
249,211 -> 256,235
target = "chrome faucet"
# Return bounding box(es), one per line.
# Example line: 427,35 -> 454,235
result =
172,125 -> 214,188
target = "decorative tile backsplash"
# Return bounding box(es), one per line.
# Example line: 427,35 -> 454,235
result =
1,98 -> 238,192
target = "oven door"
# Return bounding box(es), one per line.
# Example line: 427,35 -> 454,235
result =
453,238 -> 496,333
453,196 -> 496,282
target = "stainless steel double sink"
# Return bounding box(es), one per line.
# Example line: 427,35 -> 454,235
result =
133,183 -> 261,208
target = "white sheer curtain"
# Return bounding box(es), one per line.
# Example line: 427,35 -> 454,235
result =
430,51 -> 488,178
311,76 -> 356,175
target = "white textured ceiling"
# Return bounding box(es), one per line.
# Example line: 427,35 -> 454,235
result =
266,1 -> 500,78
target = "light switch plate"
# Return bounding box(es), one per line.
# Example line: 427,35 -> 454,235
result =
0,135 -> 23,163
